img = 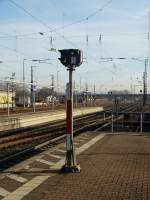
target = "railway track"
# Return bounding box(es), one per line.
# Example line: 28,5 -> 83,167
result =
0,103 -> 138,170
95,104 -> 140,132
0,105 -> 65,116
0,103 -> 112,117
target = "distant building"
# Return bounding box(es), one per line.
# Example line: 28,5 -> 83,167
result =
0,90 -> 14,108
46,95 -> 57,105
15,96 -> 30,107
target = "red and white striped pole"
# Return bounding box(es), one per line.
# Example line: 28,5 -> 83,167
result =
58,49 -> 82,172
66,69 -> 74,165
62,68 -> 80,172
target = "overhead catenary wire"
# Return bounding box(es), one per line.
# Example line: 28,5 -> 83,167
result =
5,0 -> 112,40
53,0 -> 113,32
0,43 -> 31,58
47,0 -> 69,36
0,0 -> 143,87
8,0 -> 78,48
0,32 -> 148,40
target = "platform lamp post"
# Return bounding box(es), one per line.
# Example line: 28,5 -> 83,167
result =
23,59 -> 26,109
31,66 -> 38,109
57,70 -> 60,104
6,82 -> 10,117
10,72 -> 15,110
58,49 -> 83,173
140,89 -> 143,110
33,84 -> 37,113
50,74 -> 55,110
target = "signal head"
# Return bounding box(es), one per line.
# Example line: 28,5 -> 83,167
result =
58,49 -> 83,70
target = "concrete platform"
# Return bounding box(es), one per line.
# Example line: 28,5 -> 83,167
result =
13,132 -> 150,200
0,107 -> 103,131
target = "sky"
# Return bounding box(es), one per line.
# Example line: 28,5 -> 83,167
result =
0,0 -> 150,93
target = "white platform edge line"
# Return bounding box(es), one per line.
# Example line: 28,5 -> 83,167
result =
2,133 -> 105,200
56,149 -> 66,153
73,142 -> 80,145
48,154 -> 63,159
52,133 -> 106,170
0,187 -> 10,197
76,134 -> 105,154
2,176 -> 50,200
7,174 -> 27,183
36,159 -> 54,166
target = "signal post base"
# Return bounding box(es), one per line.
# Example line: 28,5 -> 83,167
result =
61,164 -> 81,173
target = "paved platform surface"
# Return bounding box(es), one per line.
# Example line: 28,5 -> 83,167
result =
0,131 -> 104,200
22,133 -> 150,200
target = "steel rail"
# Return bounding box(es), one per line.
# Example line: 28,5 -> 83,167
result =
0,104 -> 138,169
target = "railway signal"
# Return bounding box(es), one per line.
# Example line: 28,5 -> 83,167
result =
58,49 -> 83,173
